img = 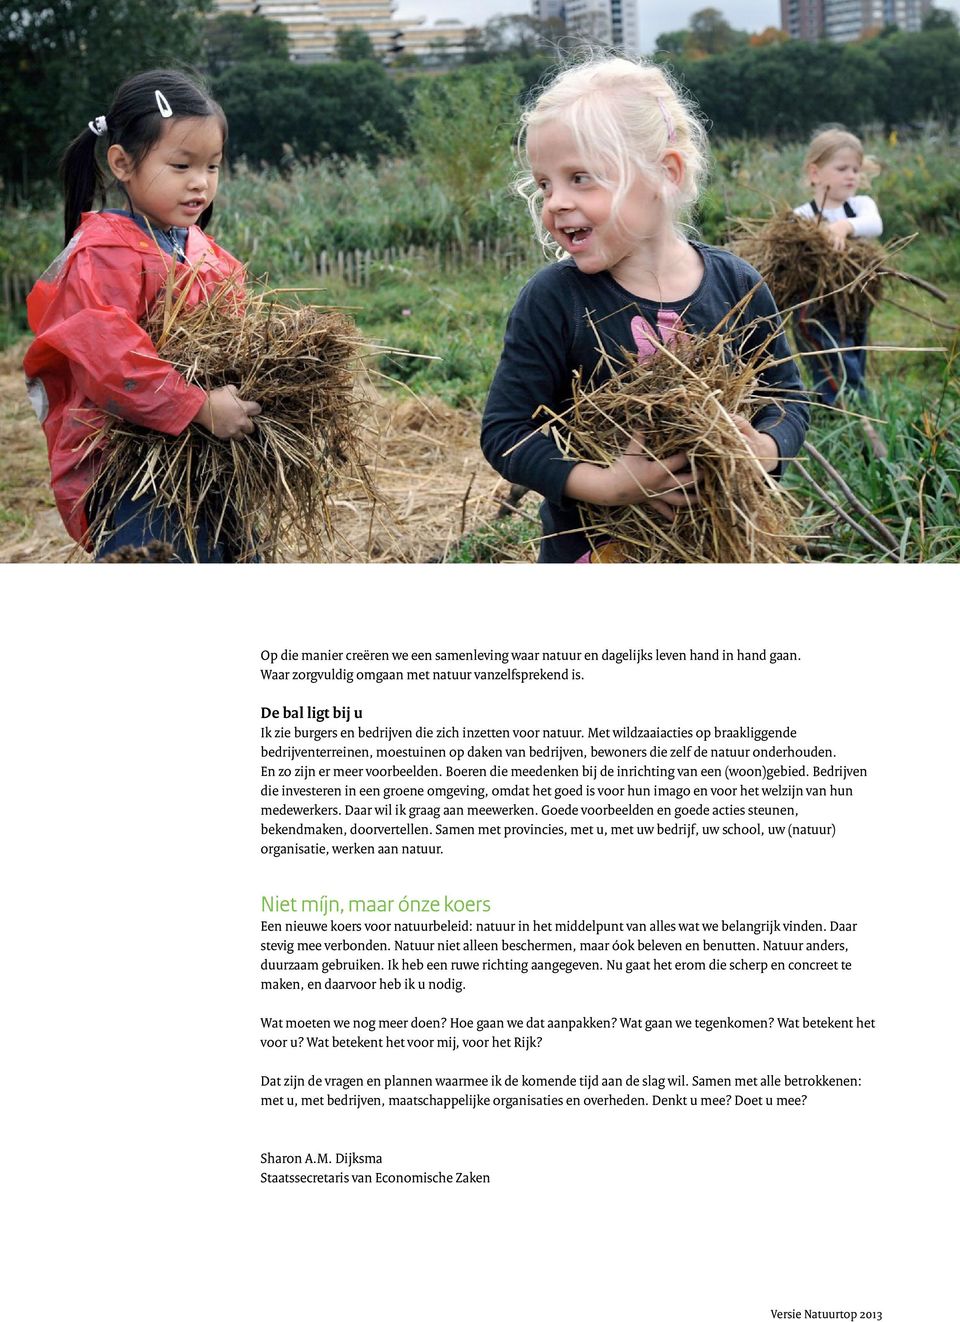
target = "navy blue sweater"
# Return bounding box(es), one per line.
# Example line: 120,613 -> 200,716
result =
481,244 -> 809,563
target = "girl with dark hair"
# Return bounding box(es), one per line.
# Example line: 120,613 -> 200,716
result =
23,69 -> 261,560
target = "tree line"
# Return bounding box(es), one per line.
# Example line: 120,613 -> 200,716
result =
209,22 -> 960,166
0,2 -> 957,195
673,24 -> 960,136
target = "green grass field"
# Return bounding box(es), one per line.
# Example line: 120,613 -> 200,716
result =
2,130 -> 957,562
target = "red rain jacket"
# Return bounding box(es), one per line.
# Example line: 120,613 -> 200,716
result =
23,211 -> 244,544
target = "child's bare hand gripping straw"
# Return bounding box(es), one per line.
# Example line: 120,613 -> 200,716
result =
481,57 -> 808,564
194,386 -> 262,440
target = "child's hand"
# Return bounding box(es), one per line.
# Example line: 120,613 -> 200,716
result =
194,386 -> 262,439
826,218 -> 854,251
565,436 -> 699,517
732,416 -> 779,472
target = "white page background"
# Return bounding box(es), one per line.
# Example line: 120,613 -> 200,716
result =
5,566 -> 954,1320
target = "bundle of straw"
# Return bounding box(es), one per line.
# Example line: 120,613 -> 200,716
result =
729,209 -> 902,331
729,209 -> 952,332
544,328 -> 803,564
87,277 -> 368,561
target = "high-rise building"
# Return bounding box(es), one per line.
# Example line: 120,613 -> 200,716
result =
532,0 -> 642,57
213,2 -> 468,63
395,17 -> 470,65
253,1 -> 395,61
881,0 -> 931,30
253,3 -> 328,61
561,0 -> 610,44
780,0 -> 931,39
822,0 -> 884,40
780,0 -> 825,41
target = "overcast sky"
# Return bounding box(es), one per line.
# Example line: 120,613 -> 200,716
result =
395,1 -> 960,50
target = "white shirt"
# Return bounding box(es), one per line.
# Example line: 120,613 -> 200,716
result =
793,195 -> 883,239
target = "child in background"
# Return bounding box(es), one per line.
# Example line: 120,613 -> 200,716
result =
481,57 -> 808,564
24,69 -> 261,561
793,128 -> 882,409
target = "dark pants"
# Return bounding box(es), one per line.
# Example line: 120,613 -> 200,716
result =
90,489 -> 255,563
794,307 -> 868,407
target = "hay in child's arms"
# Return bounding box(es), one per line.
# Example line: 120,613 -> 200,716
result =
730,209 -> 913,332
541,328 -> 804,564
86,276 -> 369,561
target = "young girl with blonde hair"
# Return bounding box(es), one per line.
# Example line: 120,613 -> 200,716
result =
481,57 -> 808,563
793,127 -> 882,408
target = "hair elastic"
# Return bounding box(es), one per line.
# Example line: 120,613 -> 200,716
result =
155,91 -> 173,118
657,97 -> 676,143
88,116 -> 107,137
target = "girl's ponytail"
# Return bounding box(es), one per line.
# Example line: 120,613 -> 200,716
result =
60,128 -> 106,245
